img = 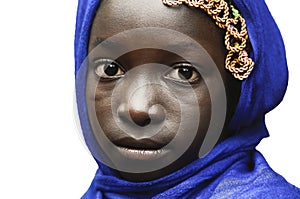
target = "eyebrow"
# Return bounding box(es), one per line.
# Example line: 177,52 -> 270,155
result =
176,42 -> 204,52
94,37 -> 203,51
92,37 -> 121,49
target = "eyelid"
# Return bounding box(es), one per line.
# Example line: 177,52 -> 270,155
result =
94,58 -> 114,63
164,62 -> 201,84
172,62 -> 199,70
174,62 -> 203,81
172,62 -> 201,77
93,58 -> 125,80
94,58 -> 124,69
93,58 -> 126,72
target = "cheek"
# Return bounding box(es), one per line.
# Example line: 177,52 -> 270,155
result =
86,80 -> 120,137
94,84 -> 117,130
198,96 -> 211,123
178,83 -> 212,157
194,84 -> 211,133
160,82 -> 212,157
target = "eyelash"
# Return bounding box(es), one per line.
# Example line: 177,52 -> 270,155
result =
166,63 -> 201,83
94,59 -> 125,80
93,59 -> 201,83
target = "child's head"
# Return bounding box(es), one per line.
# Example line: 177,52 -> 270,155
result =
82,0 -> 248,181
75,2 -> 292,198
74,0 -> 287,183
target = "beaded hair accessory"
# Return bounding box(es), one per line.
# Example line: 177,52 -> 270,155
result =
162,0 -> 254,80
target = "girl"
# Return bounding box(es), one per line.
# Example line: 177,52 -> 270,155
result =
75,0 -> 300,198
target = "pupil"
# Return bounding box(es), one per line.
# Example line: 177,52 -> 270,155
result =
178,67 -> 193,80
104,64 -> 118,76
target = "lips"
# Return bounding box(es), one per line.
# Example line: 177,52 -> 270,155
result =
116,147 -> 169,160
112,137 -> 170,160
113,137 -> 167,149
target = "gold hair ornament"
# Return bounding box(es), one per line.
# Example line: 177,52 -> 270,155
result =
162,0 -> 254,80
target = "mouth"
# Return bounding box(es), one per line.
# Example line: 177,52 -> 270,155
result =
116,147 -> 169,160
112,137 -> 170,160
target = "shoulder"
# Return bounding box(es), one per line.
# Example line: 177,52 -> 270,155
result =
210,151 -> 300,199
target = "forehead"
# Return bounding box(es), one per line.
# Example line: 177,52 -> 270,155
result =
89,0 -> 224,49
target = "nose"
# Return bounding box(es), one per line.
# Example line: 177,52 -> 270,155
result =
133,103 -> 167,126
115,69 -> 166,128
118,103 -> 165,127
129,110 -> 151,127
118,81 -> 165,127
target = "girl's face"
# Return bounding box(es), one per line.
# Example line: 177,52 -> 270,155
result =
86,0 -> 240,181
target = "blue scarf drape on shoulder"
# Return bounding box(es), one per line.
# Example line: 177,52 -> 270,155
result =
74,0 -> 300,198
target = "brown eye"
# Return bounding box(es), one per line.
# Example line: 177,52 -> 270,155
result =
94,59 -> 125,79
178,67 -> 193,80
165,63 -> 200,83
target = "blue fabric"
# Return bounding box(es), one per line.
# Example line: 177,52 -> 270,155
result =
74,0 -> 300,198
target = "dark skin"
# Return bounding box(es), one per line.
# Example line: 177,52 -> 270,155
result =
86,0 -> 241,181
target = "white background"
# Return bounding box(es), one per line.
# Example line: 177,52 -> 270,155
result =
0,1 -> 299,198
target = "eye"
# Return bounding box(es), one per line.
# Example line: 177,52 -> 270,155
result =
165,63 -> 200,83
94,59 -> 125,79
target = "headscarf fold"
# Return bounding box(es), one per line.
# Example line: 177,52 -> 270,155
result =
74,0 -> 300,198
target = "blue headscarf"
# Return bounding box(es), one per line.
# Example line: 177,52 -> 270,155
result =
75,0 -> 300,198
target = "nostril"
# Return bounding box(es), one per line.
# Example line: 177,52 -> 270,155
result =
117,103 -> 165,127
129,110 -> 151,127
117,104 -> 151,127
149,104 -> 165,124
